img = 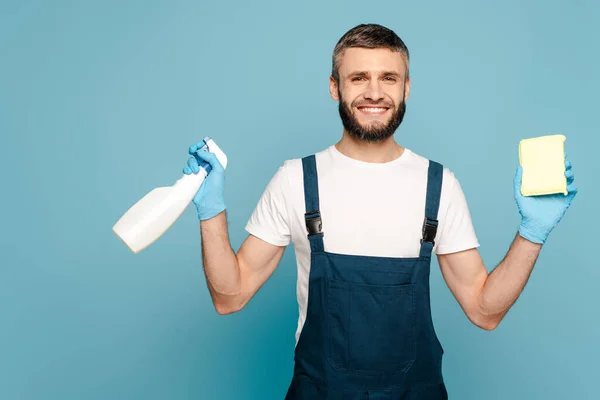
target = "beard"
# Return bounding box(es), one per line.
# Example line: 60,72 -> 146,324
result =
338,89 -> 406,143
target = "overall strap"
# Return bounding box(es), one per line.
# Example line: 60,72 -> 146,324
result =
419,160 -> 444,258
302,155 -> 325,253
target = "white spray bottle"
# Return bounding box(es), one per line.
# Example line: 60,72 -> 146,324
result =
113,136 -> 227,254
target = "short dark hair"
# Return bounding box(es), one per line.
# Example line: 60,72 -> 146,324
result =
331,24 -> 410,84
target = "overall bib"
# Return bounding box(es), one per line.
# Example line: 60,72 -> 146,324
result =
284,155 -> 448,400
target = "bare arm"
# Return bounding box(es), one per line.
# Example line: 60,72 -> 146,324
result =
437,233 -> 542,330
200,211 -> 286,315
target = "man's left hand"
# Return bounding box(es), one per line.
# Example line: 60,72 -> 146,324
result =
513,158 -> 578,244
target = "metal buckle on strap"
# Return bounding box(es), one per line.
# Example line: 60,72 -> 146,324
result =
305,211 -> 323,236
421,217 -> 438,245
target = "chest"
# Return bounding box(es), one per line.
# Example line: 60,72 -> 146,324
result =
290,170 -> 430,257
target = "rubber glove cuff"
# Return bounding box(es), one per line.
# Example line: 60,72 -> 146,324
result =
518,219 -> 551,244
196,197 -> 226,221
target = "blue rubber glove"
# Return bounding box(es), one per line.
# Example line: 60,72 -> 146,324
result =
514,159 -> 578,244
182,141 -> 226,221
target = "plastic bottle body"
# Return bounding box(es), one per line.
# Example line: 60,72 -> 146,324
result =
113,136 -> 227,254
113,169 -> 208,254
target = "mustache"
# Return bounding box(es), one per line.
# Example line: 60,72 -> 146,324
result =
352,100 -> 394,108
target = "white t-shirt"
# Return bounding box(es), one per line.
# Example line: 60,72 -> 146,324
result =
244,144 -> 480,345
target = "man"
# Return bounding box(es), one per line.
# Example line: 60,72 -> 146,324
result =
183,24 -> 577,399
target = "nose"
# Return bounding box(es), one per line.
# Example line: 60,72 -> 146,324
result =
363,79 -> 384,102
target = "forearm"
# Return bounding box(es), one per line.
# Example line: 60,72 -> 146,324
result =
478,233 -> 542,317
199,210 -> 243,311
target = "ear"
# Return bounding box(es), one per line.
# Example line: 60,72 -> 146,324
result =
404,76 -> 411,102
329,76 -> 339,101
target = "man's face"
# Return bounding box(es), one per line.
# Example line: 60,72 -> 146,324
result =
330,47 -> 410,143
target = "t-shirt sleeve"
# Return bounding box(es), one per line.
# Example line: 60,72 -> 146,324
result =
434,172 -> 480,255
244,163 -> 292,247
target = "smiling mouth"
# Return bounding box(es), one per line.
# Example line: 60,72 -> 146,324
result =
356,106 -> 390,115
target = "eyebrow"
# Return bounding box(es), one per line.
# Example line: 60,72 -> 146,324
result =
347,71 -> 403,79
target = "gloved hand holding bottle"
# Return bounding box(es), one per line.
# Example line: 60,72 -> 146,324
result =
514,158 -> 578,244
183,141 -> 226,221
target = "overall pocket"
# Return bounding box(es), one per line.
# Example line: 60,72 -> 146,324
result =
327,280 -> 416,374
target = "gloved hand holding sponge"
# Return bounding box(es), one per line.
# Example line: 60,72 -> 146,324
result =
514,134 -> 578,244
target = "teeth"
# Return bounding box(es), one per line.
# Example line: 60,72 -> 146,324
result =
361,107 -> 387,113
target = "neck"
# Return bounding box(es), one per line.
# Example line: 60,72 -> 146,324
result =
335,130 -> 405,163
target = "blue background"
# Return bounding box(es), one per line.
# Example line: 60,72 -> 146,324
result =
1,0 -> 597,399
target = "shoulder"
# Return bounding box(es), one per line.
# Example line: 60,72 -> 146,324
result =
404,149 -> 459,191
275,146 -> 333,182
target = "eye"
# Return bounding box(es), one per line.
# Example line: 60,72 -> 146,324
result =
352,77 -> 364,82
384,76 -> 397,82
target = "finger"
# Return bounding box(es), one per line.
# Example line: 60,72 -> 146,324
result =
183,166 -> 192,175
565,159 -> 572,170
513,166 -> 524,197
514,166 -> 523,185
187,156 -> 199,173
565,168 -> 574,183
189,141 -> 207,155
567,182 -> 577,194
194,149 -> 223,171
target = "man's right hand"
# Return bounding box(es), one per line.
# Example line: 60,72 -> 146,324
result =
184,144 -> 287,314
183,141 -> 226,221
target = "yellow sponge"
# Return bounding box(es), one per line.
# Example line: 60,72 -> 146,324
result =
519,134 -> 567,196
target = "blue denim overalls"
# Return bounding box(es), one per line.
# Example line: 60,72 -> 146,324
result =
284,154 -> 448,400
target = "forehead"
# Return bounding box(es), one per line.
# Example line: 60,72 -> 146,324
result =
337,47 -> 406,76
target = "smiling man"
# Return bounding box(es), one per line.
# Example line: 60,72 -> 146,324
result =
183,23 -> 577,399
